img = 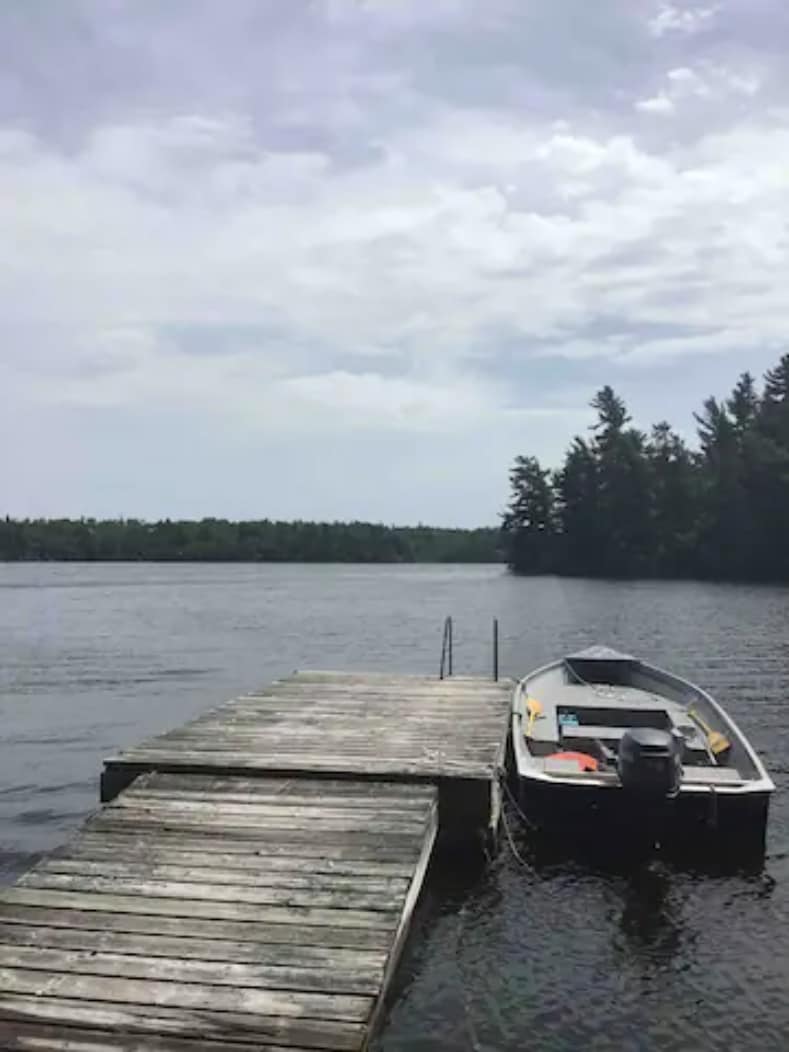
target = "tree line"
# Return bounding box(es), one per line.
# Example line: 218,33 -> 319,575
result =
0,517 -> 501,564
503,353 -> 789,581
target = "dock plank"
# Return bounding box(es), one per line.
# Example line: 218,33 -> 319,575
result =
127,774 -> 435,800
18,873 -> 404,912
107,796 -> 429,830
2,886 -> 398,930
0,1022 -> 320,1052
0,996 -> 365,1050
0,925 -> 387,972
34,859 -> 409,894
84,815 -> 425,857
0,905 -> 392,951
52,842 -> 414,877
0,943 -> 382,996
0,968 -> 371,1021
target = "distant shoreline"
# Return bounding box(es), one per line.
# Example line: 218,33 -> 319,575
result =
0,518 -> 503,564
0,556 -> 504,563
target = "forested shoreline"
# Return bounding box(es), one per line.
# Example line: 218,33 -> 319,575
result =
6,355 -> 789,577
503,353 -> 789,582
0,518 -> 501,563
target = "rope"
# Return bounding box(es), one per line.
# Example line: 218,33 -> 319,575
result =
499,767 -> 538,831
500,801 -> 532,871
563,657 -> 610,698
497,769 -> 535,870
564,658 -> 587,685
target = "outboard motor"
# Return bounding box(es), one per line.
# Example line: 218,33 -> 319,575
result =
618,728 -> 682,799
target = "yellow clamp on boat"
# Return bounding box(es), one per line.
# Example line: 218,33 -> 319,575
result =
525,696 -> 543,737
688,708 -> 731,757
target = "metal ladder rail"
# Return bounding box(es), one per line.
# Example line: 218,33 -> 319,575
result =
439,616 -> 500,680
439,616 -> 453,679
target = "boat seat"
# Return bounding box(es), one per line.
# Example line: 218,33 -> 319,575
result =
561,724 -> 629,742
561,722 -> 709,761
682,766 -> 743,786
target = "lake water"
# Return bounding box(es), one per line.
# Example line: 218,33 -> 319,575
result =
1,563 -> 788,1050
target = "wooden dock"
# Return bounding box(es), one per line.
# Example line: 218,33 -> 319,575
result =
101,671 -> 514,844
0,670 -> 513,1050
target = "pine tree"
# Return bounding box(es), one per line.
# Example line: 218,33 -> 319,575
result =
760,353 -> 789,447
555,437 -> 600,575
503,456 -> 556,573
648,422 -> 700,576
589,388 -> 655,576
751,354 -> 789,578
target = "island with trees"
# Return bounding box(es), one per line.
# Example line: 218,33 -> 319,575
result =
503,353 -> 789,581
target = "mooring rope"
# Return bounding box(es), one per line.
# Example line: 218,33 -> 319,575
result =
499,767 -> 538,831
497,769 -> 535,870
500,802 -> 532,870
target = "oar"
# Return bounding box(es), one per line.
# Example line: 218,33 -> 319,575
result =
688,708 -> 731,757
525,696 -> 543,738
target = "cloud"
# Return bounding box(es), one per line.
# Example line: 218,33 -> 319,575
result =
713,67 -> 762,97
636,95 -> 676,114
667,66 -> 712,96
648,3 -> 719,38
636,61 -> 763,115
4,109 -> 786,380
1,0 -> 788,520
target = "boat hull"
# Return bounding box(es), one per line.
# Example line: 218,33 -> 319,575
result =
509,649 -> 774,860
513,773 -> 771,857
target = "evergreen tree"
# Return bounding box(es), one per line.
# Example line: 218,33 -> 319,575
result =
555,437 -> 600,575
647,423 -> 699,576
728,372 -> 760,436
589,388 -> 655,576
502,456 -> 556,572
760,353 -> 789,447
693,396 -> 756,578
752,354 -> 789,579
591,386 -> 630,440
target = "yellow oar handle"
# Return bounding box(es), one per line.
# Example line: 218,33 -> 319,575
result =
524,696 -> 542,738
688,708 -> 731,755
688,708 -> 712,733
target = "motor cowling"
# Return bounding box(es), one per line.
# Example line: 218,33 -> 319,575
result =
617,727 -> 682,799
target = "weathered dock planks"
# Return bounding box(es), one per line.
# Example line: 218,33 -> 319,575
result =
0,670 -> 514,1048
0,772 -> 438,1051
101,671 -> 514,840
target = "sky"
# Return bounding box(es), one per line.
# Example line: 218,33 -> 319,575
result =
1,0 -> 787,526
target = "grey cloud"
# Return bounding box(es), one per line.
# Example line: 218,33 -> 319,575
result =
402,3 -> 656,111
161,322 -> 409,379
3,0 -> 779,155
163,322 -> 288,357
